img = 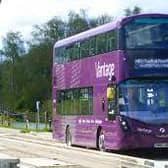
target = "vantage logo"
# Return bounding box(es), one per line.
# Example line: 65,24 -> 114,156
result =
95,61 -> 115,80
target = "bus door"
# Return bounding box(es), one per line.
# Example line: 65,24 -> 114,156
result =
107,85 -> 117,120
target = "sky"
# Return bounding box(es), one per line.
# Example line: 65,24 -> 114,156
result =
0,0 -> 168,46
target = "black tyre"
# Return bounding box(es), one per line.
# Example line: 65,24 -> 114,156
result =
65,126 -> 72,146
98,131 -> 105,151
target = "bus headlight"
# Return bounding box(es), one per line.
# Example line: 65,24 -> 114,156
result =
121,121 -> 126,126
119,117 -> 130,131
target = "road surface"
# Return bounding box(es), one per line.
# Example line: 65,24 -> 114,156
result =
0,128 -> 121,168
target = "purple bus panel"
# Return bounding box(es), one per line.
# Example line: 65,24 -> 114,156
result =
53,51 -> 168,150
53,51 -> 127,149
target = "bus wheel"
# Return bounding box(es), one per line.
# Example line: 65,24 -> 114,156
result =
98,130 -> 105,151
65,125 -> 72,146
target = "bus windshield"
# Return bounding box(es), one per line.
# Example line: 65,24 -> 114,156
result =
119,79 -> 168,124
124,17 -> 168,49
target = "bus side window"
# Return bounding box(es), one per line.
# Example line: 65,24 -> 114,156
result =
55,47 -> 66,64
66,43 -> 79,62
73,43 -> 79,61
56,91 -> 65,115
106,31 -> 117,52
89,37 -> 96,56
80,40 -> 89,58
66,45 -> 73,62
96,34 -> 106,54
107,85 -> 117,120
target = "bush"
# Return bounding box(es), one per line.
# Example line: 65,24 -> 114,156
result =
20,128 -> 30,133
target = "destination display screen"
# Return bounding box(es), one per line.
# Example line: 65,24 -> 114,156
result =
126,49 -> 168,77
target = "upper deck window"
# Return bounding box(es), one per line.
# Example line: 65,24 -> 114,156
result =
54,29 -> 118,64
55,47 -> 66,64
124,17 -> 168,49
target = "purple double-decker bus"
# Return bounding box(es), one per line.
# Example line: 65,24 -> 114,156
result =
52,13 -> 168,150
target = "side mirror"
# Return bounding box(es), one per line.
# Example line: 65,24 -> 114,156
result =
107,87 -> 115,99
108,101 -> 117,120
108,109 -> 116,120
107,85 -> 117,121
119,97 -> 126,105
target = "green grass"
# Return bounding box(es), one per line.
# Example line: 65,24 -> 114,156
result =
20,128 -> 31,133
20,127 -> 52,133
0,125 -> 52,133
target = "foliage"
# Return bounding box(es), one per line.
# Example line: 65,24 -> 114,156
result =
124,6 -> 142,16
41,99 -> 52,119
66,10 -> 90,36
2,32 -> 25,62
20,128 -> 31,133
96,14 -> 113,25
31,17 -> 65,45
0,8 -> 141,121
0,32 -> 25,109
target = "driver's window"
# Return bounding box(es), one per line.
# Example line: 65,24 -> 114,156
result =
107,85 -> 117,120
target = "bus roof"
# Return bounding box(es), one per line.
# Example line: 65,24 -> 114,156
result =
54,20 -> 120,48
54,13 -> 168,48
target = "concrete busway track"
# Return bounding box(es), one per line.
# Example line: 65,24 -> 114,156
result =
0,128 -> 168,168
3,128 -> 168,160
0,128 -> 120,168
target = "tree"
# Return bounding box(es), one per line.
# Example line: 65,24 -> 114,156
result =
2,32 -> 25,63
15,42 -> 52,111
124,8 -> 132,17
124,6 -> 142,16
133,6 -> 142,15
0,10 -> 119,119
31,17 -> 65,45
66,10 -> 90,36
96,14 -> 113,25
1,32 -> 25,109
25,17 -> 65,111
